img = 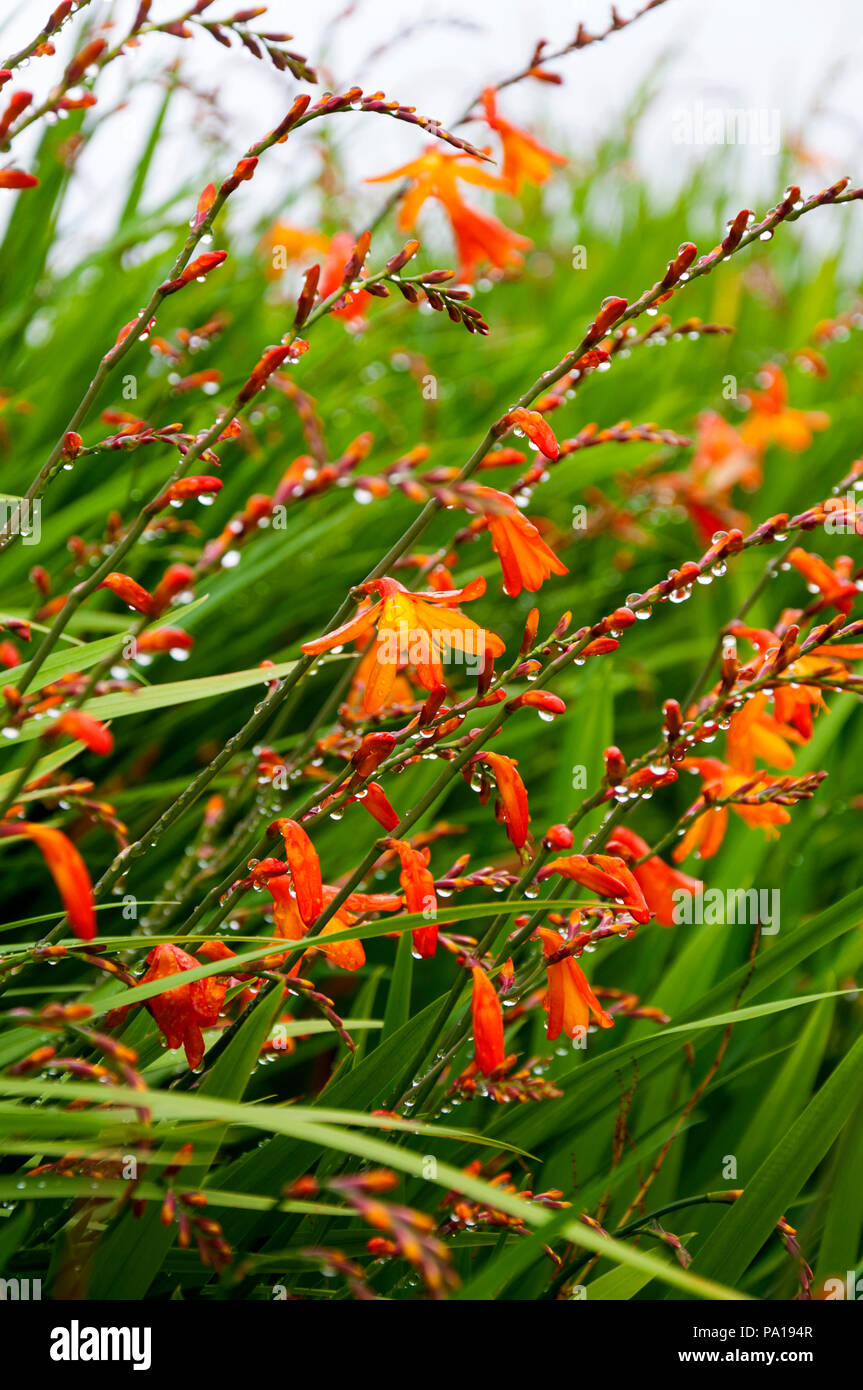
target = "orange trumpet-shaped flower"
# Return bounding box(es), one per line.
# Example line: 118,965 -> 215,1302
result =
0,820 -> 96,941
475,486 -> 567,596
471,967 -> 506,1075
605,826 -> 703,927
387,837 -> 438,958
367,147 -> 530,281
672,758 -> 791,862
538,853 -> 651,923
787,548 -> 858,614
141,943 -> 229,1070
267,878 -> 397,973
271,818 -> 323,925
481,88 -> 567,192
477,751 -> 530,849
302,576 -> 505,715
444,199 -> 532,281
535,928 -> 613,1040
739,363 -> 829,455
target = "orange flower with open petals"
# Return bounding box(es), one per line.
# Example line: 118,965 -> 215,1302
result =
474,485 -> 568,595
535,927 -> 613,1040
0,820 -> 95,941
725,693 -> 804,773
141,943 -> 228,1070
481,88 -> 566,192
673,758 -> 790,862
471,967 -> 506,1075
387,837 -> 438,958
606,825 -> 703,927
787,548 -> 857,614
739,363 -> 829,455
477,751 -> 530,849
367,147 -> 530,281
271,818 -> 323,925
302,576 -> 505,715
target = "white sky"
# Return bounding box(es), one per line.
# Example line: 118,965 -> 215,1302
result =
1,0 -> 861,247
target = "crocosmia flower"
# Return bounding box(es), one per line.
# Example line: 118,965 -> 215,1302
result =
387,837 -> 439,958
475,486 -> 568,596
141,943 -> 229,1070
271,817 -> 323,924
0,820 -> 96,941
471,967 -> 506,1075
302,576 -> 505,714
536,927 -> 613,1040
476,751 -> 530,849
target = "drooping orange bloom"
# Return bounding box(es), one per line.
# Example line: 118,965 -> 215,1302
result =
672,758 -> 791,862
141,943 -> 229,1070
54,710 -> 113,755
477,751 -> 530,849
268,878 -> 399,972
471,967 -> 506,1075
480,88 -> 567,192
271,818 -> 323,925
0,820 -> 95,941
367,147 -> 530,281
474,485 -> 568,595
787,548 -> 858,614
605,826 -> 703,927
302,576 -> 505,715
388,837 -> 438,958
739,363 -> 829,455
539,853 -> 651,923
535,927 -> 613,1040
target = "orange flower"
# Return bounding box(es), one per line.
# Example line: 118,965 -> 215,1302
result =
318,230 -> 371,325
725,693 -> 804,773
606,826 -> 702,927
539,853 -> 651,923
481,88 -> 566,192
535,927 -> 613,1040
477,751 -> 530,849
0,820 -> 95,941
474,485 -> 567,595
367,147 -> 530,280
788,548 -> 857,614
54,710 -> 113,755
357,781 -> 400,831
672,758 -> 790,862
471,967 -> 505,1075
739,363 -> 829,455
271,818 -> 323,925
387,837 -> 438,958
267,878 -> 396,973
503,408 -> 560,459
140,943 -> 228,1070
260,222 -> 329,280
302,576 -> 505,715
